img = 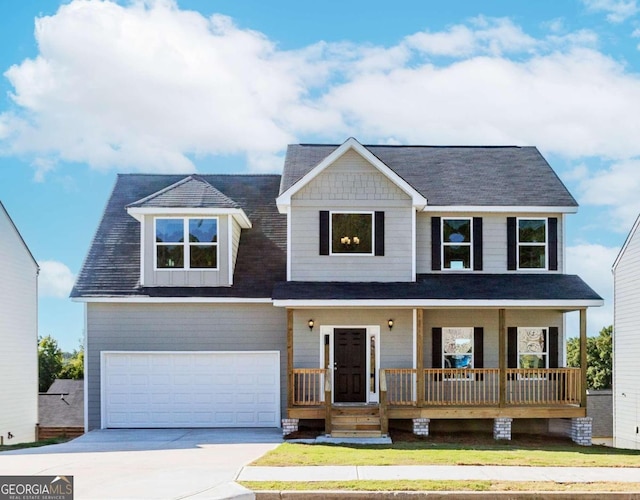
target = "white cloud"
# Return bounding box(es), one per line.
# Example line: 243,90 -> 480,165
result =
581,0 -> 638,22
39,260 -> 76,298
565,244 -> 618,336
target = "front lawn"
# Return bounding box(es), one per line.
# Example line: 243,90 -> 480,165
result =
253,433 -> 640,468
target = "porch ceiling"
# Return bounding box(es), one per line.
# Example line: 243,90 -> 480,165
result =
272,274 -> 603,310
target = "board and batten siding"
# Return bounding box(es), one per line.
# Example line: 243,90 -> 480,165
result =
85,303 -> 287,430
416,212 -> 564,273
290,149 -> 413,281
142,214 -> 232,287
613,222 -> 640,449
0,204 -> 38,444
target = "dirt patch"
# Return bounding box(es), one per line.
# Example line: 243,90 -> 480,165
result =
388,428 -> 575,446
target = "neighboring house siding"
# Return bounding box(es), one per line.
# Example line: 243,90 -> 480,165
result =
142,214 -> 231,287
0,205 -> 38,444
85,303 -> 286,430
614,224 -> 640,449
423,309 -> 563,369
290,149 -> 413,282
416,213 -> 564,274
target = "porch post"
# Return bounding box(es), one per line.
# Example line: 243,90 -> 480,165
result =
499,308 -> 506,407
580,308 -> 587,408
287,309 -> 294,412
416,309 -> 424,406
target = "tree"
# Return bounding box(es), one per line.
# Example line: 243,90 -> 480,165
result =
59,347 -> 84,380
567,325 -> 612,390
38,335 -> 63,392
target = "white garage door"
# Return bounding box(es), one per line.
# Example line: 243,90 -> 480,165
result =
102,351 -> 280,428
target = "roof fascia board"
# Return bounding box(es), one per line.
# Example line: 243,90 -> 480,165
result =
73,296 -> 272,303
612,212 -> 640,272
273,299 -> 604,308
126,207 -> 252,228
0,201 -> 39,271
424,206 -> 578,214
276,138 -> 427,213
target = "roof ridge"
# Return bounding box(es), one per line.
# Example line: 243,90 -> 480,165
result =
295,144 -> 527,148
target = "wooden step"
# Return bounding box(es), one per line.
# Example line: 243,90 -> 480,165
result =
331,407 -> 380,417
332,415 -> 381,425
331,430 -> 383,438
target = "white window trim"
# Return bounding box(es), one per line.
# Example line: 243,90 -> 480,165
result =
442,327 -> 475,380
329,210 -> 375,257
441,217 -> 473,271
516,326 -> 549,370
516,217 -> 548,271
154,216 -> 219,271
319,325 -> 381,404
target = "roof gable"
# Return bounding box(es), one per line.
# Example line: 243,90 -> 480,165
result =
276,138 -> 427,213
0,200 -> 38,270
280,142 -> 578,210
612,213 -> 640,272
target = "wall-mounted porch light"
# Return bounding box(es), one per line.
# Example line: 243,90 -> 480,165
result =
387,319 -> 394,330
308,319 -> 315,331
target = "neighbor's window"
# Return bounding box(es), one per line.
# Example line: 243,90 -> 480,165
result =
518,218 -> 546,269
517,327 -> 547,369
442,218 -> 472,270
442,327 -> 474,369
331,212 -> 373,254
155,218 -> 218,269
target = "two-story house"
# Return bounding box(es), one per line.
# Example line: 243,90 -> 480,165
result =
72,138 -> 602,444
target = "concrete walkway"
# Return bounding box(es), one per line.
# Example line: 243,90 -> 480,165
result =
238,464 -> 640,483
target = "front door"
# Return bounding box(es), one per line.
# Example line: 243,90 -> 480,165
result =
334,328 -> 366,403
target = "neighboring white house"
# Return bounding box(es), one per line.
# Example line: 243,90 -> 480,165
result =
612,214 -> 640,450
0,201 -> 38,445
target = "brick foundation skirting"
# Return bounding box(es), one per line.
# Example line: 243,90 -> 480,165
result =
412,418 -> 430,436
493,417 -> 512,440
281,418 -> 299,436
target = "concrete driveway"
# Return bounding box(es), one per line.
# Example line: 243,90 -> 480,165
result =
0,428 -> 282,499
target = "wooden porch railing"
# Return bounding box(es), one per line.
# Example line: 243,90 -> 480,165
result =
292,368 -> 325,405
424,368 -> 500,406
384,368 -> 417,405
506,368 -> 581,405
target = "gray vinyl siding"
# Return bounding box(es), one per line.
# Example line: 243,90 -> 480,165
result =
416,212 -> 564,273
143,214 -> 231,287
290,149 -> 413,281
0,206 -> 38,444
85,302 -> 286,430
613,223 -> 640,449
292,309 -> 413,370
423,309 -> 564,368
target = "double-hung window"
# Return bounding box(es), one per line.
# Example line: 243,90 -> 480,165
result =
442,218 -> 472,270
517,218 -> 546,269
517,327 -> 548,369
155,217 -> 218,269
330,212 -> 373,255
442,327 -> 474,369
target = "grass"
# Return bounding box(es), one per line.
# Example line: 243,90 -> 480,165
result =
0,437 -> 69,453
253,438 -> 640,468
240,480 -> 640,492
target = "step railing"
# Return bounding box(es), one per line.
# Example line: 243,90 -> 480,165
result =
292,368 -> 326,406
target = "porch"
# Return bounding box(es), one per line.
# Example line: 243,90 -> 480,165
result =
284,308 -> 590,440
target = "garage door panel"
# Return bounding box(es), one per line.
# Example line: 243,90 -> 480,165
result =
103,352 -> 280,428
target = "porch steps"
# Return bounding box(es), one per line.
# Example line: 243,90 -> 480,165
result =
330,406 -> 383,438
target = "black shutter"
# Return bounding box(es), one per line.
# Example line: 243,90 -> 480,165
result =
431,217 -> 441,271
548,327 -> 559,368
474,327 -> 484,368
473,217 -> 483,271
432,327 -> 442,368
319,211 -> 329,255
375,211 -> 385,256
548,217 -> 558,271
507,217 -> 517,271
508,327 -> 518,368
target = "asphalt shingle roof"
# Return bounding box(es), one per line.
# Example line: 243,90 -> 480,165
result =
39,379 -> 84,427
272,274 -> 602,302
281,145 -> 578,207
71,174 -> 286,298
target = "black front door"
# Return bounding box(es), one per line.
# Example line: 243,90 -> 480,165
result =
334,328 -> 366,403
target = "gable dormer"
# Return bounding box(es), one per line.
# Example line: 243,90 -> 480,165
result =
126,175 -> 251,287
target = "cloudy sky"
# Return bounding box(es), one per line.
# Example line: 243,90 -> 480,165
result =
0,0 -> 636,350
